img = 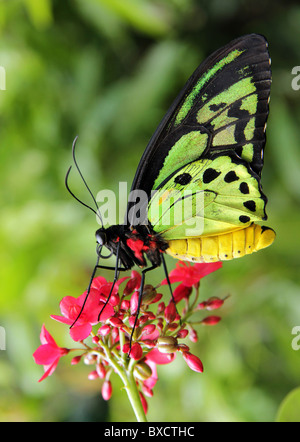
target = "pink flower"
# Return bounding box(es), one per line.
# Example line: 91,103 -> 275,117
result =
33,325 -> 69,382
162,261 -> 222,287
51,277 -> 116,341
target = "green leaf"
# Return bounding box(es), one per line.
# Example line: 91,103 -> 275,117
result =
276,387 -> 300,422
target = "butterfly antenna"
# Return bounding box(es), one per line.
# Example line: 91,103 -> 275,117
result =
65,136 -> 104,227
65,166 -> 100,217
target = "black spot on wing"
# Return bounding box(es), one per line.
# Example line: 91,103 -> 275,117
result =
224,171 -> 239,183
239,215 -> 250,223
203,168 -> 221,184
243,200 -> 256,212
174,173 -> 192,185
239,182 -> 249,194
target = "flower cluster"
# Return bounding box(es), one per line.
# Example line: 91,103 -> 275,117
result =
33,260 -> 225,420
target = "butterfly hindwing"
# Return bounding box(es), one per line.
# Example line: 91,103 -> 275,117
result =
148,153 -> 266,240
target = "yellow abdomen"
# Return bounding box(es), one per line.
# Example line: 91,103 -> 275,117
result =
166,223 -> 275,263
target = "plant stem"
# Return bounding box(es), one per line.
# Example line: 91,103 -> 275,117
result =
102,340 -> 147,422
124,369 -> 147,422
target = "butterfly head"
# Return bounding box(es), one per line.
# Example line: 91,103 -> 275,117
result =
95,228 -> 107,247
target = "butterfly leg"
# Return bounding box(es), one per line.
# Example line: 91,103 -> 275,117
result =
161,253 -> 180,322
95,264 -> 127,272
128,264 -> 157,355
97,242 -> 122,321
70,253 -> 101,328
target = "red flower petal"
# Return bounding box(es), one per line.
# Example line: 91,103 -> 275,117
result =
38,359 -> 60,382
173,284 -> 192,303
162,261 -> 222,287
33,344 -> 61,365
70,323 -> 92,341
145,348 -> 175,365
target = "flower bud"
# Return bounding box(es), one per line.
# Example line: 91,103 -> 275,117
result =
142,339 -> 156,348
128,315 -> 139,328
157,302 -> 165,315
71,355 -> 82,365
145,311 -> 156,321
139,392 -> 148,415
201,315 -> 221,326
206,297 -> 224,310
109,316 -> 123,327
177,343 -> 190,352
120,299 -> 130,310
122,342 -> 130,354
130,291 -> 139,315
109,293 -> 120,306
182,352 -> 203,373
195,301 -> 207,310
142,285 -> 157,304
157,336 -> 178,353
167,322 -> 178,332
177,329 -> 188,339
96,362 -> 106,379
141,324 -> 156,336
111,327 -> 119,341
88,370 -> 99,380
102,380 -> 112,401
129,342 -> 143,360
142,385 -> 154,398
133,362 -> 152,381
124,270 -> 141,295
164,302 -> 176,323
189,327 -> 198,343
84,353 -> 97,365
139,315 -> 149,324
98,324 -> 111,336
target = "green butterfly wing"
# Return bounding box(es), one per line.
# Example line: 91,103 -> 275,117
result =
148,153 -> 266,240
126,34 -> 274,261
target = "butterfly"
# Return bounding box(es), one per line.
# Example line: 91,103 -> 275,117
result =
67,33 -> 275,327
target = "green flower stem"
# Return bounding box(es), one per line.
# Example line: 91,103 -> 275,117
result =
123,368 -> 147,422
102,341 -> 147,422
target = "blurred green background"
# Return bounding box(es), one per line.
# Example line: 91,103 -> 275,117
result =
1,0 -> 300,422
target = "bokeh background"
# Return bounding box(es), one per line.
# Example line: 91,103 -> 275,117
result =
1,0 -> 300,422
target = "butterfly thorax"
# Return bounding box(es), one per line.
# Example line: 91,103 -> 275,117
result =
95,224 -> 169,270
